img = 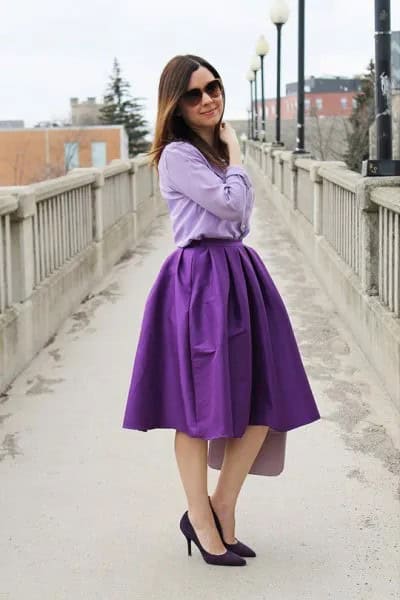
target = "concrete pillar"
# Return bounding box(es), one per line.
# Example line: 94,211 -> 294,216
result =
128,159 -> 138,243
270,151 -> 276,186
357,180 -> 380,295
272,150 -> 285,194
129,160 -> 137,213
10,190 -> 36,303
289,153 -> 299,211
92,171 -> 104,242
260,143 -> 267,175
278,152 -> 284,194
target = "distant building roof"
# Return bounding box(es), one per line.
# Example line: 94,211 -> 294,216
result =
0,120 -> 24,128
0,125 -> 125,133
286,76 -> 363,96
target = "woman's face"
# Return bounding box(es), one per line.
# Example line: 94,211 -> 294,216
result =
177,66 -> 224,133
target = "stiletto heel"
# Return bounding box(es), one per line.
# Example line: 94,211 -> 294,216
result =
208,496 -> 256,558
179,510 -> 246,566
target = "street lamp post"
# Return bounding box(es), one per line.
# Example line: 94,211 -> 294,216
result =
270,0 -> 289,147
293,0 -> 307,154
246,70 -> 255,139
362,0 -> 400,176
256,34 -> 270,143
251,56 -> 261,140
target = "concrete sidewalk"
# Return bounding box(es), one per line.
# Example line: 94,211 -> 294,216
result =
1,175 -> 399,599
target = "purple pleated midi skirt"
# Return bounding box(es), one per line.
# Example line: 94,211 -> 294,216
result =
122,237 -> 321,476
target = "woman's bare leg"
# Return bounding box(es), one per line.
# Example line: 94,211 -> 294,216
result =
174,430 -> 226,554
210,425 -> 269,543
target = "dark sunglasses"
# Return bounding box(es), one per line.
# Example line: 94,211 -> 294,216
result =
180,79 -> 223,107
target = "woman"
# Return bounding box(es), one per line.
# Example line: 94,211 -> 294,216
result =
122,54 -> 321,567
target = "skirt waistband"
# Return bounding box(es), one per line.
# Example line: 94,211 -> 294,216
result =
187,237 -> 244,247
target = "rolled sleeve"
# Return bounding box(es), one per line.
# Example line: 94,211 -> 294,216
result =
225,166 -> 253,229
225,165 -> 252,190
161,142 -> 253,223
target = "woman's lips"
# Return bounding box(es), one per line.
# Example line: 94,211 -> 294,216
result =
202,108 -> 216,116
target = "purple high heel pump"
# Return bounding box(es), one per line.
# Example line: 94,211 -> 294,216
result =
179,510 -> 247,566
208,496 -> 256,558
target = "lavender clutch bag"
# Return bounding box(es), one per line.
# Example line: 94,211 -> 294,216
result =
207,429 -> 287,476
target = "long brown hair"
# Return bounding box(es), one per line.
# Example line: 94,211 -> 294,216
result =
147,55 -> 229,172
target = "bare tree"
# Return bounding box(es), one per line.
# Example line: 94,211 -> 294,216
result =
28,127 -> 89,183
307,108 -> 350,162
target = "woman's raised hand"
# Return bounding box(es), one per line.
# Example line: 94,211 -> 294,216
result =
219,121 -> 240,149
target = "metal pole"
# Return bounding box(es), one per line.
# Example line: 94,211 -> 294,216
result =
260,54 -> 266,140
294,0 -> 306,153
254,70 -> 258,139
276,23 -> 282,144
375,0 -> 392,159
250,80 -> 254,140
362,0 -> 400,174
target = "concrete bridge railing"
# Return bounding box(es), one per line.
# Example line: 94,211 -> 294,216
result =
246,139 -> 400,408
0,155 -> 166,394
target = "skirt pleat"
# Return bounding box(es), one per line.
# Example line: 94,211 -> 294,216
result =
122,238 -> 321,476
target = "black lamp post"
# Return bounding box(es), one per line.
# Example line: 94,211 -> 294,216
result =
362,0 -> 400,176
256,34 -> 270,142
293,0 -> 307,154
270,0 -> 289,147
247,70 -> 255,140
251,56 -> 261,140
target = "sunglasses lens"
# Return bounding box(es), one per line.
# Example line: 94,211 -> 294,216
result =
182,80 -> 222,106
184,89 -> 202,106
206,80 -> 222,97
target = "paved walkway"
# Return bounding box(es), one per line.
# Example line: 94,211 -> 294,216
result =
1,165 -> 399,599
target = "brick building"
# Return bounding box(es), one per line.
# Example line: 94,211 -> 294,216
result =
255,75 -> 364,121
0,125 -> 128,186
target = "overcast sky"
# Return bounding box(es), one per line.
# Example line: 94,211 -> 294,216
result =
2,0 -> 400,131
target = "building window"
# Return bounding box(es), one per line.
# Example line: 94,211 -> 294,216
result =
64,142 -> 79,170
316,98 -> 323,110
305,99 -> 311,107
340,97 -> 348,109
352,98 -> 357,109
91,141 -> 107,168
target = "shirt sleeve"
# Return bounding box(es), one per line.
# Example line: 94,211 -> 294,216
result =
160,141 -> 253,224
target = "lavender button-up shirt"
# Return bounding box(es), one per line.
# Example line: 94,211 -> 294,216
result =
157,140 -> 255,248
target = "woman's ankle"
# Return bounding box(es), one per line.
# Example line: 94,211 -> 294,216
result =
209,493 -> 237,515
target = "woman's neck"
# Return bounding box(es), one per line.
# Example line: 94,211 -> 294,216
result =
192,127 -> 214,148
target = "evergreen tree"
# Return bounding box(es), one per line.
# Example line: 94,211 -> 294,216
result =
99,58 -> 150,157
344,59 -> 375,173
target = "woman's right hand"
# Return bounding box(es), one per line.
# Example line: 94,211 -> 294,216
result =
219,121 -> 240,148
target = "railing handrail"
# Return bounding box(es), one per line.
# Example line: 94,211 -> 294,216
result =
0,153 -> 156,316
0,195 -> 18,216
246,138 -> 400,405
371,186 -> 400,214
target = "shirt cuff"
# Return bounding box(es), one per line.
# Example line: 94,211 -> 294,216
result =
225,166 -> 252,189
